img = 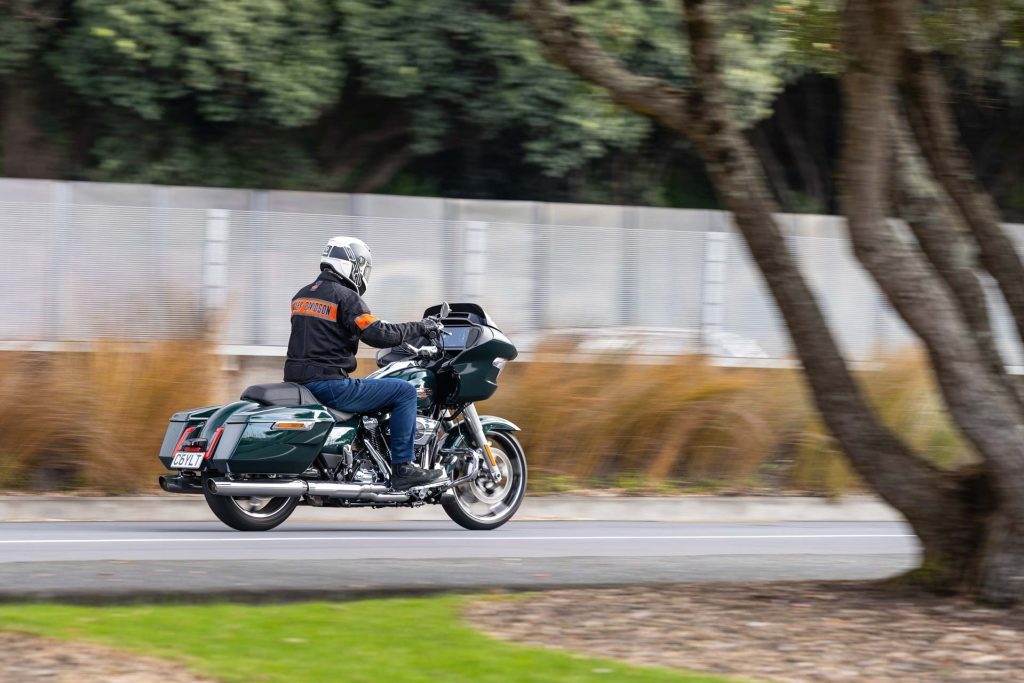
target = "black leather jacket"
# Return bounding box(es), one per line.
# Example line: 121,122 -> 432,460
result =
284,269 -> 426,383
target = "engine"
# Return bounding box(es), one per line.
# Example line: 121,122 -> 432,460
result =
413,416 -> 441,455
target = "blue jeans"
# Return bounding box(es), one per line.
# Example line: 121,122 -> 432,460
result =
304,378 -> 418,465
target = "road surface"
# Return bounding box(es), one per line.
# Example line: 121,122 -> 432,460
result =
0,520 -> 918,602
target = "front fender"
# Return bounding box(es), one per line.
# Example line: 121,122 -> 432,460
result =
442,415 -> 521,450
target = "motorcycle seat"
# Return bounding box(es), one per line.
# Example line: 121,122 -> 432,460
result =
239,382 -> 356,422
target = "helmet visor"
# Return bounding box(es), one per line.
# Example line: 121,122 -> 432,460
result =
349,243 -> 372,286
328,245 -> 351,261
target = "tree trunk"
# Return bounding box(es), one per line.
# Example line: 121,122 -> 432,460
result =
682,0 -> 993,593
517,0 -> 984,592
775,89 -> 826,212
902,41 -> 1024,351
842,0 -> 1024,604
1,78 -> 60,178
892,114 -> 1024,408
748,126 -> 797,209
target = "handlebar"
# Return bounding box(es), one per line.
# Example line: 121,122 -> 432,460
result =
402,342 -> 441,359
404,313 -> 450,359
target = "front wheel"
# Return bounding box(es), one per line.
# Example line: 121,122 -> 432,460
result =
203,482 -> 298,531
442,431 -> 527,531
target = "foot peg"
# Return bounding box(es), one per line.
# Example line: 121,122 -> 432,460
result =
405,478 -> 452,500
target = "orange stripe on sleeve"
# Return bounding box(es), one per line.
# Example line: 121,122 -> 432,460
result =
355,313 -> 380,330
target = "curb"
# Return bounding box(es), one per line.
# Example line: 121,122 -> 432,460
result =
0,494 -> 903,523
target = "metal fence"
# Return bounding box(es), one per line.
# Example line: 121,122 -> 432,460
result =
2,178 -> 1023,364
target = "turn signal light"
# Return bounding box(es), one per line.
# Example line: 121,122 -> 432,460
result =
272,421 -> 313,430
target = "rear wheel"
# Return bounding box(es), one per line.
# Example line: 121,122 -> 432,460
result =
442,431 -> 527,531
203,484 -> 298,531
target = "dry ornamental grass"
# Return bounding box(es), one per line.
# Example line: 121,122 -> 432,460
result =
484,346 -> 973,496
0,340 -> 970,496
0,339 -> 215,493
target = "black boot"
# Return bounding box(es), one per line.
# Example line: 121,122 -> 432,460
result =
391,462 -> 445,490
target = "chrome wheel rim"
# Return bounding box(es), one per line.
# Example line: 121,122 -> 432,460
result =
228,496 -> 291,518
453,440 -> 524,523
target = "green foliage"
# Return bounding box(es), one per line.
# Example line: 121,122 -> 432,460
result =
338,0 -> 652,175
1,0 -> 1022,211
772,1 -> 843,76
571,0 -> 792,124
0,598 -> 728,682
776,0 -> 1024,87
0,0 -> 60,75
54,0 -> 344,126
84,116 -> 325,189
0,0 -> 812,199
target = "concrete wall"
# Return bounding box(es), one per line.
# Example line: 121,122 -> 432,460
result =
3,178 -> 1024,365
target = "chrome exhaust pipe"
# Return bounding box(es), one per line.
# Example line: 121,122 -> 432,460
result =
307,481 -> 410,502
205,478 -> 309,497
306,481 -> 389,499
370,493 -> 415,503
204,477 -> 411,503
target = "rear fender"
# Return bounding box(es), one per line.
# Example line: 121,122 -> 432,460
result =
158,405 -> 221,469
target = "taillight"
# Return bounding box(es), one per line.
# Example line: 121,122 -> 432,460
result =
204,427 -> 225,460
172,426 -> 197,453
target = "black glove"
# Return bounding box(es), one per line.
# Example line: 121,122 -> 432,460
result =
420,318 -> 443,339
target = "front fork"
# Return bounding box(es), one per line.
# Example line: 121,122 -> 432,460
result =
462,403 -> 502,483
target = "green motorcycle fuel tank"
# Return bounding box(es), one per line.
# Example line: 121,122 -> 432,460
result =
366,362 -> 437,409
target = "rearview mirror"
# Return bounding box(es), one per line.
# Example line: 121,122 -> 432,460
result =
440,301 -> 451,319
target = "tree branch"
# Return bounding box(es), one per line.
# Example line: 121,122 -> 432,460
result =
748,126 -> 797,209
891,112 -> 1024,408
514,0 -> 694,138
352,147 -> 418,194
902,39 -> 1024,350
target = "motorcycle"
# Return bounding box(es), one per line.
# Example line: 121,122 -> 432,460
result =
157,302 -> 527,531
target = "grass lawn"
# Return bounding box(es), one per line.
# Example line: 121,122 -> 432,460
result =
0,595 -> 737,683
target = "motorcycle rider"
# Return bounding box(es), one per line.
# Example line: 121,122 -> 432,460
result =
285,236 -> 445,490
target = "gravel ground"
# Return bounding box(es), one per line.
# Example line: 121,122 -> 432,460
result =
0,632 -> 211,682
465,582 -> 1024,682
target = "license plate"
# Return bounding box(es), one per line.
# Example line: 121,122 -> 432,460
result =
171,451 -> 204,470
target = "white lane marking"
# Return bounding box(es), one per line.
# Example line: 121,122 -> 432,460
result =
0,533 -> 915,545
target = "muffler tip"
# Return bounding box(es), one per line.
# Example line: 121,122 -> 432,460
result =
206,479 -> 218,494
158,476 -> 170,492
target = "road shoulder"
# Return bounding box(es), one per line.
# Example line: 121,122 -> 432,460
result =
0,493 -> 903,523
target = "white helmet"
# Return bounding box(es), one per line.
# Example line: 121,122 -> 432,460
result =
320,236 -> 372,295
